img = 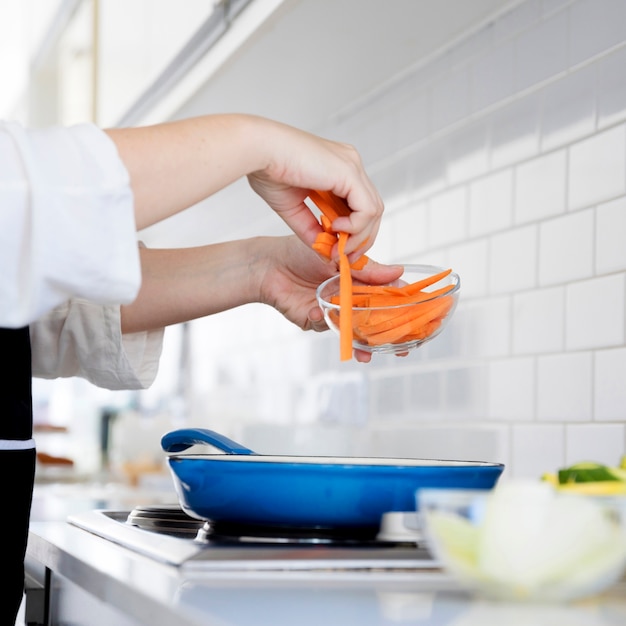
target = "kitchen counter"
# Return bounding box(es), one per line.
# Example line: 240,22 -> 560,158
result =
26,514 -> 626,626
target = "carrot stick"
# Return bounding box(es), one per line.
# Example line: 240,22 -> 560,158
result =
333,283 -> 454,309
396,268 -> 452,295
357,284 -> 455,308
316,190 -> 351,217
315,231 -> 337,246
312,241 -> 333,258
402,318 -> 443,342
363,297 -> 453,345
309,190 -> 341,221
337,232 -> 353,361
320,214 -> 334,233
350,285 -> 399,296
358,305 -> 423,337
350,254 -> 368,270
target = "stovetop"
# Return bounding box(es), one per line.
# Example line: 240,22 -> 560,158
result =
68,504 -> 439,573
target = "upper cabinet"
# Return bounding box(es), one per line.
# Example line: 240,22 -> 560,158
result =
16,0 -> 514,131
165,0 -> 514,133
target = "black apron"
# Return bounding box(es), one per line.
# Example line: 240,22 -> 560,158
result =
0,327 -> 35,624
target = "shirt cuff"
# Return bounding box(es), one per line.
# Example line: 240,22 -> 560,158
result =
30,300 -> 164,390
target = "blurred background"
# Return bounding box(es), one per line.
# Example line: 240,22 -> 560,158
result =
4,0 -> 626,489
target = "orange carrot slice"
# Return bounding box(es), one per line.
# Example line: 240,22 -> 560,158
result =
320,214 -> 334,232
337,232 -> 353,361
363,297 -> 453,345
312,241 -> 334,258
349,254 -> 368,270
395,268 -> 452,295
308,190 -> 370,271
315,231 -> 337,246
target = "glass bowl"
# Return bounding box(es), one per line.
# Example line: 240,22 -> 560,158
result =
417,482 -> 626,603
316,264 -> 460,355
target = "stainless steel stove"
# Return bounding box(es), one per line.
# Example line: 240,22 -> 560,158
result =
68,504 -> 440,573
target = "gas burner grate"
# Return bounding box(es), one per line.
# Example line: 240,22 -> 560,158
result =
126,504 -> 204,537
124,504 -> 423,548
196,520 -> 411,546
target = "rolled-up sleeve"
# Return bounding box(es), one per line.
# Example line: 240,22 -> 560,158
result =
0,121 -> 140,327
30,300 -> 164,390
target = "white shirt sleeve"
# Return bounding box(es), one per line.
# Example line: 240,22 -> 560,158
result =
0,121 -> 141,327
30,299 -> 164,390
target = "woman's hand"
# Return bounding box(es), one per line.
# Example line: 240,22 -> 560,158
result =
246,118 -> 384,258
258,236 -> 403,362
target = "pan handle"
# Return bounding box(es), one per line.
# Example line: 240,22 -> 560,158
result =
161,428 -> 256,455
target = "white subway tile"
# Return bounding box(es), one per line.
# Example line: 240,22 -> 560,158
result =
569,0 -> 626,67
372,374 -> 407,418
568,124 -> 626,210
540,64 -> 596,151
407,141 -> 447,199
566,423 -> 625,466
542,0 -> 571,18
470,40 -> 515,113
432,67 -> 470,131
512,287 -> 565,354
241,424 -> 363,456
491,93 -> 542,168
408,247 -> 448,269
407,370 -> 444,416
511,424 -> 565,479
468,169 -> 514,237
537,351 -> 592,421
596,196 -> 626,273
490,224 -> 538,294
390,201 -> 428,261
406,52 -> 451,93
369,214 -> 395,261
514,10 -> 569,92
428,186 -> 467,247
488,357 -> 535,420
445,365 -> 488,420
362,102 -> 398,164
364,426 -> 508,465
515,150 -> 567,223
370,159 -> 411,205
446,120 -> 490,185
457,297 -> 512,358
595,347 -> 626,421
334,110 -> 378,166
448,239 -> 489,298
538,209 -> 594,285
597,46 -> 626,129
494,0 -> 541,44
449,22 -> 493,69
566,274 -> 626,349
425,313 -> 465,360
388,84 -> 431,152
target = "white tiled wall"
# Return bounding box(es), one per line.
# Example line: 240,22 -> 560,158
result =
187,0 -> 626,479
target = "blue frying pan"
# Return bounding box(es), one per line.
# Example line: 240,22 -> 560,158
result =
161,428 -> 504,529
